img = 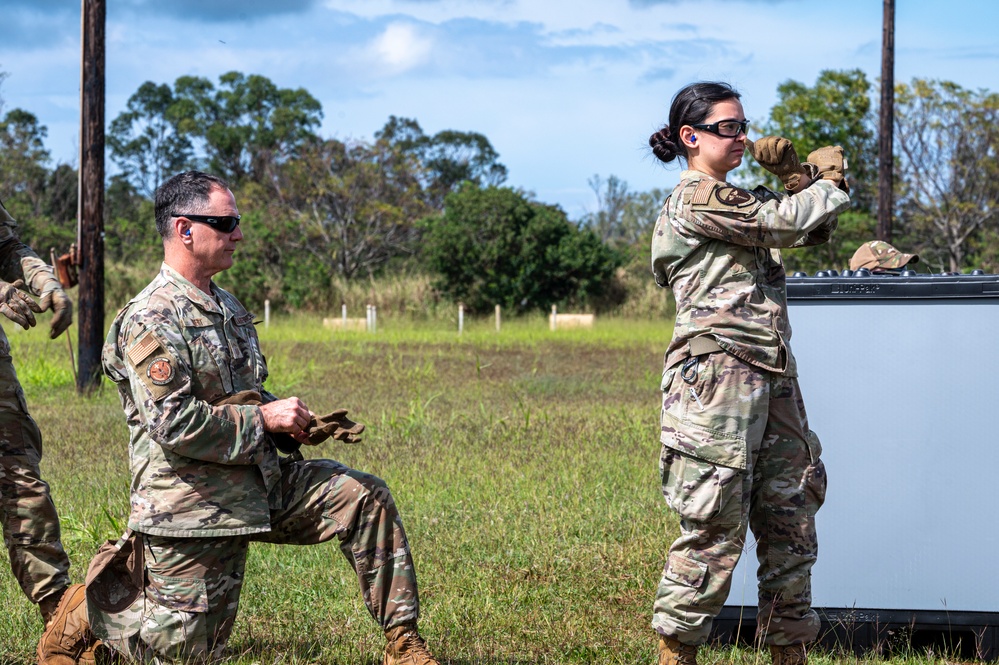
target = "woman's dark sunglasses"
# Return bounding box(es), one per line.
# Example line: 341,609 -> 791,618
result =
691,119 -> 749,138
172,213 -> 241,233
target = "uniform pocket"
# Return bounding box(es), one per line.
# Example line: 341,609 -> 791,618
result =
140,570 -> 209,657
661,444 -> 742,524
660,352 -> 764,471
145,571 -> 209,613
188,334 -> 232,401
0,411 -> 42,462
663,551 -> 707,589
804,430 -> 827,515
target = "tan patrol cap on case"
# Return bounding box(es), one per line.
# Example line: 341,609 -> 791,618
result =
849,240 -> 919,272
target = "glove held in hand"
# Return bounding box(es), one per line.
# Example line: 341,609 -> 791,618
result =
213,390 -> 365,452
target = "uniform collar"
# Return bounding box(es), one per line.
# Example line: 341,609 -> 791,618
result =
159,263 -> 223,314
680,169 -> 721,182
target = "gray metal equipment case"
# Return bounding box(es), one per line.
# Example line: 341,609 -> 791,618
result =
712,272 -> 999,659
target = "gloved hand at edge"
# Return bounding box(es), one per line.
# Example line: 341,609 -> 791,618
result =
0,279 -> 42,330
806,145 -> 850,194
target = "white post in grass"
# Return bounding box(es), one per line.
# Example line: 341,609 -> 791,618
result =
264,299 -> 270,328
550,304 -> 557,331
342,303 -> 347,327
458,303 -> 464,335
495,304 -> 501,332
366,304 -> 372,332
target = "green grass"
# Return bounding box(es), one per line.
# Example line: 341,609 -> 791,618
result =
0,316 -> 979,664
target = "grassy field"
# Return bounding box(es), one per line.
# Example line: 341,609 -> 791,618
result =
0,316 -> 976,664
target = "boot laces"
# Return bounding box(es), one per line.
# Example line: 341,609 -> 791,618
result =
659,638 -> 698,665
395,629 -> 435,664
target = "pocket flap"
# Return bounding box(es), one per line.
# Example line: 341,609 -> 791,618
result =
664,552 -> 707,589
145,571 -> 209,613
661,409 -> 746,469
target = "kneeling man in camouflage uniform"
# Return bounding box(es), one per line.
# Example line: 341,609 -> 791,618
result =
88,171 -> 436,663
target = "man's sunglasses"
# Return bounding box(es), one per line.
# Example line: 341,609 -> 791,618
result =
690,119 -> 749,138
172,213 -> 241,233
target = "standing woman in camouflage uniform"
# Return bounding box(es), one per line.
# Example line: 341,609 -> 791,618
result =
647,82 -> 850,665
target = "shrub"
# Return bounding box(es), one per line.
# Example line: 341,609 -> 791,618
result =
421,184 -> 622,314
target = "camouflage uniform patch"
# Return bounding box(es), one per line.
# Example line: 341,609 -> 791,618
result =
649,171 -> 848,646
0,219 -> 71,610
97,263 -> 420,660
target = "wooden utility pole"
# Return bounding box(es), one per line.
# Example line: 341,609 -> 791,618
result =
77,0 -> 105,393
877,0 -> 895,242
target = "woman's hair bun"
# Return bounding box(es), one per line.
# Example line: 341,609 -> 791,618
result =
649,126 -> 678,164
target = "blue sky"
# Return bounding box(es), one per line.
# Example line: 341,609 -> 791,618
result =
2,0 -> 998,219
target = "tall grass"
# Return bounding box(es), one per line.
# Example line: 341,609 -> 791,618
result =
0,318 -> 973,664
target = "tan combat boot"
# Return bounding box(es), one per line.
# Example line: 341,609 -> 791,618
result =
383,623 -> 439,665
658,634 -> 699,665
36,583 -> 98,665
770,643 -> 808,665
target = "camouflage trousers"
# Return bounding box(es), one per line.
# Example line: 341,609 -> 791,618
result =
653,350 -> 827,647
0,334 -> 71,610
98,457 -> 419,663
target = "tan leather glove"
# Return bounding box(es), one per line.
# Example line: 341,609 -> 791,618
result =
807,146 -> 850,193
746,136 -> 814,192
305,409 -> 364,445
39,288 -> 73,339
214,390 -> 364,450
0,279 -> 42,330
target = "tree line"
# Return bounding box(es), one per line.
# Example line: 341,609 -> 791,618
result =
1,68 -> 997,317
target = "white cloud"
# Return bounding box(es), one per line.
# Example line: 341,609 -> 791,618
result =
370,23 -> 434,75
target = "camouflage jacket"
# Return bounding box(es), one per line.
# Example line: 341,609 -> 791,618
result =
651,170 -> 850,377
102,263 -> 282,537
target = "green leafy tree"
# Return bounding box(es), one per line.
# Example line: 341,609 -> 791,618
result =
0,108 -> 50,213
581,175 -> 667,252
104,175 -> 160,264
283,135 -> 432,280
175,71 -> 323,187
108,82 -> 195,197
422,184 -> 621,313
893,79 -> 999,272
0,108 -> 77,252
109,72 -> 323,192
377,116 -> 507,209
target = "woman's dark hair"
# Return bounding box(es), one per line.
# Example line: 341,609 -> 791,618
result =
649,81 -> 741,164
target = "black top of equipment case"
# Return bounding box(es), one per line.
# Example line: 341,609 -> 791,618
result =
787,270 -> 999,300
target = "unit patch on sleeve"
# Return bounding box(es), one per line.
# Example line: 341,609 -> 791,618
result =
147,358 -> 174,385
689,182 -> 758,212
126,330 -> 177,401
714,186 -> 754,206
